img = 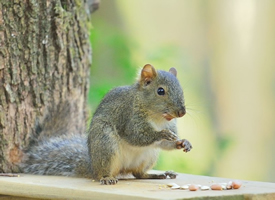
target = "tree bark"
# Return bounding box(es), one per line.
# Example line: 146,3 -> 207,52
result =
0,0 -> 98,173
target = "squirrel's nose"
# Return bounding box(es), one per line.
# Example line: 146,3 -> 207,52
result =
177,107 -> 186,118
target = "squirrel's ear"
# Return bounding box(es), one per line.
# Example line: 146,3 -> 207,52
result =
140,64 -> 157,85
169,67 -> 177,77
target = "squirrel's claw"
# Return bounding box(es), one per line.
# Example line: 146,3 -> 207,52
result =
100,177 -> 118,185
165,171 -> 178,179
176,139 -> 192,152
161,130 -> 178,141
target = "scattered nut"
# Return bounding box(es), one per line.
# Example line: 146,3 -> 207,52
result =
189,184 -> 199,191
201,186 -> 210,191
221,185 -> 227,190
180,185 -> 189,190
232,180 -> 242,189
226,181 -> 233,189
226,184 -> 232,189
211,184 -> 223,190
221,183 -> 227,188
165,180 -> 242,192
167,183 -> 178,187
171,185 -> 180,189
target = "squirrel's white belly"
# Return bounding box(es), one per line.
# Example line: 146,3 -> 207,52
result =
118,140 -> 160,173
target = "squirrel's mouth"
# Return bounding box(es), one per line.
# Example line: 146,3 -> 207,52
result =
162,113 -> 175,121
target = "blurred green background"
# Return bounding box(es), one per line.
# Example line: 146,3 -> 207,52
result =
88,0 -> 275,182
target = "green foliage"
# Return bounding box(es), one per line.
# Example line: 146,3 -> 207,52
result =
155,151 -> 188,172
217,134 -> 234,158
88,20 -> 136,112
145,45 -> 181,69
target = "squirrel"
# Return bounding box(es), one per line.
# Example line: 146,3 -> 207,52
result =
21,64 -> 192,185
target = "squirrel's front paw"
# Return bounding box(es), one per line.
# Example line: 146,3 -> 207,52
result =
100,177 -> 118,185
160,130 -> 178,141
176,139 -> 192,152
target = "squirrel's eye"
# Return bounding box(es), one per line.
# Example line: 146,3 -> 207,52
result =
157,87 -> 165,95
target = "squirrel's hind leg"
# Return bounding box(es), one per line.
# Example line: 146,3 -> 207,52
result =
88,123 -> 121,185
133,171 -> 177,179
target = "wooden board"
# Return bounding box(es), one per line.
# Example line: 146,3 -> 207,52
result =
0,172 -> 275,200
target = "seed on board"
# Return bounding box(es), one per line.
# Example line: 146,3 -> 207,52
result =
180,185 -> 189,190
167,183 -> 178,187
201,186 -> 210,191
226,184 -> 232,189
189,184 -> 199,191
171,185 -> 180,189
211,184 -> 223,190
232,180 -> 242,189
226,181 -> 233,189
220,183 -> 227,188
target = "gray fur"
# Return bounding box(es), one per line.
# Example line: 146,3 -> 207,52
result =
22,134 -> 91,178
21,65 -> 192,184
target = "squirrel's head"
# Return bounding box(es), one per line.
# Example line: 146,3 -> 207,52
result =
137,64 -> 186,121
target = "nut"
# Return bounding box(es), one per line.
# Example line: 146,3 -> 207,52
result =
226,181 -> 233,189
201,186 -> 210,191
189,184 -> 199,191
232,180 -> 242,189
211,184 -> 223,190
171,185 -> 180,189
180,185 -> 189,190
167,183 -> 178,187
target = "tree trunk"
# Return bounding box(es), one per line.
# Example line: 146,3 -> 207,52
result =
0,0 -> 99,173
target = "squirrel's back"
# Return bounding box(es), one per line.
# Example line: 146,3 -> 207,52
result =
93,85 -> 135,117
91,85 -> 136,133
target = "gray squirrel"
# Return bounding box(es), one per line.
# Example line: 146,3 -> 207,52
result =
21,64 -> 192,185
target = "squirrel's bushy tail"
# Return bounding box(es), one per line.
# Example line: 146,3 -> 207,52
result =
32,100 -> 87,143
21,101 -> 91,178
